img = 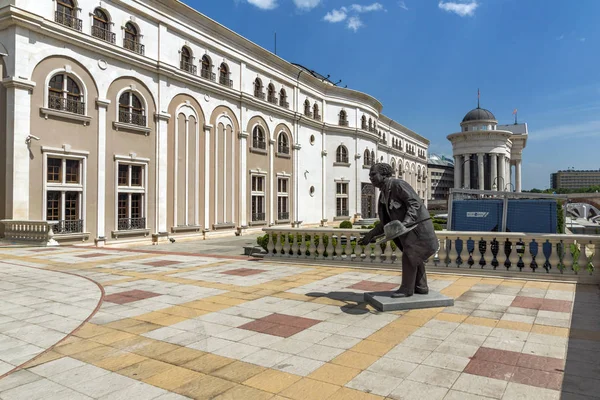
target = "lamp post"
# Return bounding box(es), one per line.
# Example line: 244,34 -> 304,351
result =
492,176 -> 504,191
505,182 -> 515,192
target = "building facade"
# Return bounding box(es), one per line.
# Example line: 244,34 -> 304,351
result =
0,0 -> 429,245
551,170 -> 600,190
428,154 -> 454,200
447,107 -> 528,192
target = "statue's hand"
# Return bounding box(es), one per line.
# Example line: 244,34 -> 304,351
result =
358,233 -> 373,246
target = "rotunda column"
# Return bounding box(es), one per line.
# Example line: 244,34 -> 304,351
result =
497,154 -> 505,191
516,160 -> 522,193
454,155 -> 462,189
477,153 -> 484,190
463,154 -> 470,189
490,153 -> 498,191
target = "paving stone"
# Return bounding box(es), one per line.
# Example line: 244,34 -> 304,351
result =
451,374 -> 508,399
388,379 -> 448,400
346,370 -> 404,397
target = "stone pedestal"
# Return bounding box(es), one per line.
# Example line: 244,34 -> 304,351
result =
364,290 -> 454,312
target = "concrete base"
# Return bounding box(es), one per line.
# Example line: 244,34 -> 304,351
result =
364,290 -> 454,312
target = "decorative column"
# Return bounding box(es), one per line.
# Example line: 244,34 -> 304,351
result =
507,158 -> 512,190
478,153 -> 485,190
463,154 -> 471,189
490,153 -> 498,191
515,160 -> 522,193
95,98 -> 110,245
454,155 -> 462,189
3,77 -> 35,220
321,148 -> 327,226
154,113 -> 170,236
269,138 -> 275,225
497,154 -> 505,191
204,124 -> 212,232
238,131 -> 248,227
292,143 -> 302,226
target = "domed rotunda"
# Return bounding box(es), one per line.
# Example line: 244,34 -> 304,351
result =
447,104 -> 528,192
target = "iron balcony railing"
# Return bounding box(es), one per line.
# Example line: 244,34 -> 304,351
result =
280,100 -> 289,108
267,95 -> 278,104
278,145 -> 289,154
278,212 -> 290,220
253,139 -> 267,150
55,11 -> 82,31
254,90 -> 265,100
92,25 -> 116,44
219,75 -> 233,87
339,120 -> 349,127
123,38 -> 145,55
201,69 -> 216,81
119,111 -> 146,126
118,217 -> 146,231
252,213 -> 266,222
48,95 -> 85,115
336,210 -> 350,217
51,219 -> 83,234
181,61 -> 197,75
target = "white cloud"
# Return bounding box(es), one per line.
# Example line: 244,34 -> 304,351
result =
350,3 -> 384,13
557,34 -> 564,40
438,1 -> 478,17
293,0 -> 321,10
324,7 -> 347,23
247,0 -> 278,10
347,15 -> 364,31
398,1 -> 409,10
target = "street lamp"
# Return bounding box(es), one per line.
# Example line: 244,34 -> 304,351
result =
505,182 -> 515,192
492,176 -> 504,191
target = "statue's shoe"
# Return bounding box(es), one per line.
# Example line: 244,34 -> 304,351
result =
391,290 -> 413,298
415,288 -> 429,295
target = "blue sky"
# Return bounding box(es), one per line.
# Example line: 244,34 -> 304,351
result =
182,0 -> 599,190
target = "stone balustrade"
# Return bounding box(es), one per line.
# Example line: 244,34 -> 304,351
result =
1,220 -> 59,246
262,227 -> 600,282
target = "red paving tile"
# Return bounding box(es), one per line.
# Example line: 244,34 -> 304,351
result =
103,294 -> 135,304
511,367 -> 563,390
472,347 -> 520,366
349,280 -> 398,292
464,359 -> 515,381
143,260 -> 183,267
261,314 -> 321,329
517,353 -> 565,373
77,253 -> 109,258
510,296 -> 572,313
511,296 -> 544,310
266,324 -> 306,338
239,320 -> 279,334
122,290 -> 161,299
220,268 -> 266,277
103,290 -> 161,304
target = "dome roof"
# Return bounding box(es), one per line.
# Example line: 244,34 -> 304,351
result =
462,107 -> 496,123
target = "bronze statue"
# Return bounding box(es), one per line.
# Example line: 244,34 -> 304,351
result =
358,163 -> 438,298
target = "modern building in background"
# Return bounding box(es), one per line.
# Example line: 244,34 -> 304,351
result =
447,106 -> 528,192
551,170 -> 600,190
428,154 -> 454,200
0,0 -> 429,245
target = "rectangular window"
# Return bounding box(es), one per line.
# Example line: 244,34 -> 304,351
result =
47,158 -> 62,182
251,175 -> 265,222
44,155 -> 85,234
116,162 -> 146,231
336,182 -> 349,217
277,177 -> 289,221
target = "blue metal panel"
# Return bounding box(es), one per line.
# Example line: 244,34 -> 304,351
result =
451,200 -> 504,232
506,199 -> 557,233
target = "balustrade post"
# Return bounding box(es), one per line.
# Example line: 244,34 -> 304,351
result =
266,232 -> 275,256
373,241 -> 383,263
507,239 -> 519,270
282,232 -> 291,258
325,234 -> 334,259
315,234 -> 325,259
334,232 -> 344,260
560,239 -> 573,273
384,242 -> 394,264
448,236 -> 458,267
291,233 -> 299,258
308,233 -> 317,258
592,239 -> 600,274
522,238 -> 534,272
573,240 -> 584,274
547,239 -> 560,272
478,237 -> 489,269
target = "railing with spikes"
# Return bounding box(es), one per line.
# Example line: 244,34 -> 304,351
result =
261,228 -> 600,282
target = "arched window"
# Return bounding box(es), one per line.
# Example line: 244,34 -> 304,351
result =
252,125 -> 266,150
254,78 -> 264,99
123,22 -> 143,55
336,145 -> 348,163
304,99 -> 311,117
364,149 -> 370,166
200,55 -> 214,81
279,89 -> 288,108
371,150 -> 375,164
313,103 -> 320,120
92,9 -> 114,43
118,91 -> 145,126
180,47 -> 196,74
56,0 -> 81,31
391,160 -> 396,175
368,117 -> 373,131
339,109 -> 348,126
277,132 -> 289,154
267,84 -> 277,104
383,133 -> 386,142
361,115 -> 367,130
48,73 -> 84,115
219,63 -> 231,87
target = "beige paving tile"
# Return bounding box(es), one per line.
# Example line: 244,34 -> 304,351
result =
388,379 -> 449,400
451,374 -> 508,399
406,365 -> 460,388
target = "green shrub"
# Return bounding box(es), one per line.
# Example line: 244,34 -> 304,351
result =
339,220 -> 353,229
433,223 -> 443,231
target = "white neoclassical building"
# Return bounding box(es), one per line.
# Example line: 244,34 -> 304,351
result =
447,107 -> 528,192
0,0 -> 430,245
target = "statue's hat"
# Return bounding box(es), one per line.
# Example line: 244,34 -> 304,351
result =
374,220 -> 417,245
